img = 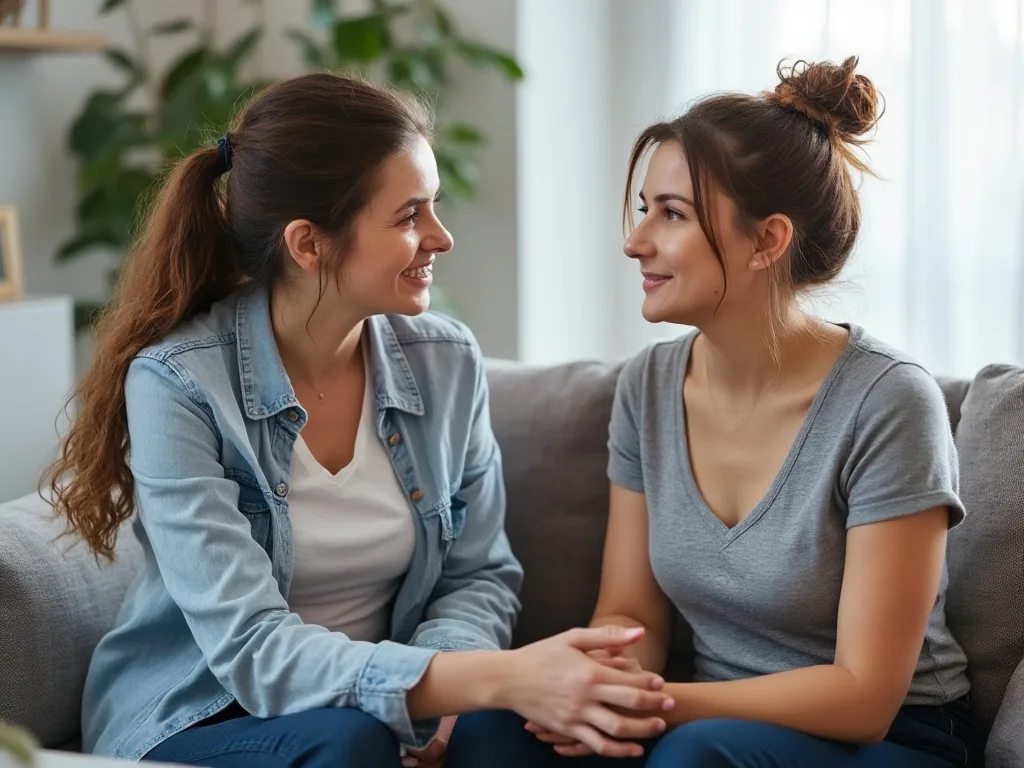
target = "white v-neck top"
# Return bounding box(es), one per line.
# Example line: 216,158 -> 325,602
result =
287,358 -> 416,642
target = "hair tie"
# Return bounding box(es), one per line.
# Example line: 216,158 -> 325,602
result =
216,134 -> 233,174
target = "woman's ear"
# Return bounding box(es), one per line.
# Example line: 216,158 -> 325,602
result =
283,219 -> 320,274
749,213 -> 793,271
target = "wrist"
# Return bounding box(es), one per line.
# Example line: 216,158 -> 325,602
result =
478,649 -> 518,711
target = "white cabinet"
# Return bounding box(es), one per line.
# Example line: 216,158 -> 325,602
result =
0,296 -> 73,503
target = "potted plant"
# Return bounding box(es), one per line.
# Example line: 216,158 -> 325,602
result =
59,0 -> 523,328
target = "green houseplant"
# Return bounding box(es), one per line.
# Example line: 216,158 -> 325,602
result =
59,0 -> 523,327
0,721 -> 36,766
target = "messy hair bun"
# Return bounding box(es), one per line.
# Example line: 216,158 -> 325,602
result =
769,56 -> 881,144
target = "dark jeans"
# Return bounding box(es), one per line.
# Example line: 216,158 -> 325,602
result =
445,699 -> 982,768
144,702 -> 403,767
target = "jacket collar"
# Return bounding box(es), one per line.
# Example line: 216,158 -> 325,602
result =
235,286 -> 424,420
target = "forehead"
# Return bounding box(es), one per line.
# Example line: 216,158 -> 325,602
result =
372,135 -> 438,200
641,141 -> 693,195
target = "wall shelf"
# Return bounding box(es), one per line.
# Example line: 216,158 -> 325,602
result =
0,28 -> 106,53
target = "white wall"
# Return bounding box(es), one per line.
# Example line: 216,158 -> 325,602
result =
515,0 -> 683,364
0,0 -> 518,359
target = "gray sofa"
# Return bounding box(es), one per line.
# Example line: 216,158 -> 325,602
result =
2,358 -> 1022,765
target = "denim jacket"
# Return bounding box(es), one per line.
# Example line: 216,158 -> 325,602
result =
81,287 -> 523,759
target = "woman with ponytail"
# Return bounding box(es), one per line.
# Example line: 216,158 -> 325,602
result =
45,74 -> 672,767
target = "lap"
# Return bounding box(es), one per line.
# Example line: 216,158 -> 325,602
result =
447,709 -> 972,768
648,718 -> 966,767
143,702 -> 402,768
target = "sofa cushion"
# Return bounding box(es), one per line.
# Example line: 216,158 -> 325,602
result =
0,493 -> 143,747
944,364 -> 1024,739
485,359 -> 694,682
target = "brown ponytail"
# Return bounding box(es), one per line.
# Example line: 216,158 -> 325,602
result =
44,73 -> 431,559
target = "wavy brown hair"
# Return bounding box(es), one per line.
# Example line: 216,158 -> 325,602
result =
43,73 -> 431,560
624,56 -> 882,358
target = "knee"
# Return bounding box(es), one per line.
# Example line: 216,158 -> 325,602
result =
648,719 -> 750,768
298,708 -> 399,768
447,710 -> 550,768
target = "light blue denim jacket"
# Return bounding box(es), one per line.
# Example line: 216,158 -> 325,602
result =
81,287 -> 523,759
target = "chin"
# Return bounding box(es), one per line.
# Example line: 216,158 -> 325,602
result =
641,295 -> 702,327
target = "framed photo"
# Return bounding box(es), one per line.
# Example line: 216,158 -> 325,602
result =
0,206 -> 24,302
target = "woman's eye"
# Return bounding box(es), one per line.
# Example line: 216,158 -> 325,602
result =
401,212 -> 418,226
637,206 -> 649,215
665,208 -> 686,221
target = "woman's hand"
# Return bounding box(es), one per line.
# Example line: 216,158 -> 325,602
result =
525,653 -> 647,757
494,626 -> 673,758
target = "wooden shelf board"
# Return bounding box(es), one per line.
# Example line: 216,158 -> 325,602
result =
0,27 -> 106,52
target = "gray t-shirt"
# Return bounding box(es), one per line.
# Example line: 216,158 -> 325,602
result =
608,325 -> 971,706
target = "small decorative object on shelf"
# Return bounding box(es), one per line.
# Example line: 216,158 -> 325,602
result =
0,0 -> 47,29
0,206 -> 24,302
0,720 -> 37,767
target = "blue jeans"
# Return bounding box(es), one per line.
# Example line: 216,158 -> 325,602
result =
445,700 -> 981,768
143,702 -> 402,767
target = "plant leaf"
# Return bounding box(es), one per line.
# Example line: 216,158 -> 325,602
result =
434,7 -> 455,37
285,28 -> 326,69
436,151 -> 478,199
161,47 -> 208,99
388,49 -> 440,92
56,231 -> 121,261
100,0 -> 127,14
69,91 -> 126,156
151,18 -> 193,35
74,301 -> 107,331
224,28 -> 262,72
105,48 -> 146,81
455,41 -> 524,80
332,14 -> 387,64
310,0 -> 336,30
446,122 -> 485,145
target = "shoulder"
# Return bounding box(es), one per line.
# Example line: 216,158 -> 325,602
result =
382,312 -> 484,402
616,331 -> 696,401
386,310 -> 476,349
843,327 -> 945,413
128,294 -> 243,407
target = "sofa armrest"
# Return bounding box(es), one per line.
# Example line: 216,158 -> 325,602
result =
985,655 -> 1024,767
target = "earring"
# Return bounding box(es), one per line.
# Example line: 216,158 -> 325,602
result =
750,260 -> 759,267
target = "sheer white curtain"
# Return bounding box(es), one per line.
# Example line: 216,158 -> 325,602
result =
516,0 -> 1024,377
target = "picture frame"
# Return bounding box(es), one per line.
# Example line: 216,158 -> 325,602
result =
0,206 -> 25,302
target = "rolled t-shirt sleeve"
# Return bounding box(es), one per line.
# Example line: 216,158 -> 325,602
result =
843,362 -> 966,529
608,351 -> 648,492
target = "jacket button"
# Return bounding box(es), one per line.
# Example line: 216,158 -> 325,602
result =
388,433 -> 401,446
274,482 -> 289,498
287,410 -> 300,422
410,488 -> 424,502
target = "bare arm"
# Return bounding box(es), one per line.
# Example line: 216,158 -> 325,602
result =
659,507 -> 950,744
589,483 -> 674,674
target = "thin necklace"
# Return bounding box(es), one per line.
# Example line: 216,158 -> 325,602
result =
703,357 -> 781,430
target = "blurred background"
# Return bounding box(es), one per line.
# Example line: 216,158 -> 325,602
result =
1,0 -> 1022,499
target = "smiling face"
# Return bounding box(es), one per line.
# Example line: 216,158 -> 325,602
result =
624,141 -> 761,328
282,134 -> 454,323
340,135 -> 453,317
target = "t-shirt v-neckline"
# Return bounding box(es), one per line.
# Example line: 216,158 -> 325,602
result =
674,327 -> 858,546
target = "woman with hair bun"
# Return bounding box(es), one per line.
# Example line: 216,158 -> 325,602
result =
446,57 -> 981,768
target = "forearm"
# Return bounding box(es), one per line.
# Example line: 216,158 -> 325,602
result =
663,665 -> 898,744
406,649 -> 506,720
589,614 -> 668,674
